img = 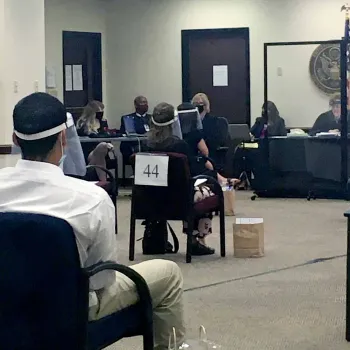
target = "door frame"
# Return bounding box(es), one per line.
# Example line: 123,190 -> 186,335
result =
181,27 -> 251,125
62,30 -> 103,106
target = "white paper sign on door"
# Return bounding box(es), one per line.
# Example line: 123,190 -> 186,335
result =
213,65 -> 228,87
65,65 -> 73,91
135,154 -> 169,187
73,64 -> 83,91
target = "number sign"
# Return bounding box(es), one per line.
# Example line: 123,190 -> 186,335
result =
135,154 -> 169,187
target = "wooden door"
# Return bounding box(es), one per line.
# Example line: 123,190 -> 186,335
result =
182,28 -> 250,125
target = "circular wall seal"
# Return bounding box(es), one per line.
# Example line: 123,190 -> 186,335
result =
309,43 -> 349,95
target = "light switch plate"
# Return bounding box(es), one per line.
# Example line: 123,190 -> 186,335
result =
13,81 -> 18,93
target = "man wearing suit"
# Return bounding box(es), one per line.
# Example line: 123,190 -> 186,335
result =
310,93 -> 345,136
120,96 -> 151,161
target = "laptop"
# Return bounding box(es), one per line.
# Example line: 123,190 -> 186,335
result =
228,124 -> 251,141
122,115 -> 148,137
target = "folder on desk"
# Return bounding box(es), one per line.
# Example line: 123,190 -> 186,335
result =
242,142 -> 259,149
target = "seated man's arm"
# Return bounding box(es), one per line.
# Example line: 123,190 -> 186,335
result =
279,118 -> 287,136
310,114 -> 326,135
120,116 -> 126,134
85,191 -> 118,291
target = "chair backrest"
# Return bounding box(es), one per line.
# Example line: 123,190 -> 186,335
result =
228,123 -> 251,142
216,117 -> 230,145
81,142 -> 100,164
0,212 -> 88,350
131,153 -> 191,220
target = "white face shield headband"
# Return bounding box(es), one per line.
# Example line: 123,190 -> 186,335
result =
14,113 -> 72,168
151,110 -> 183,139
14,112 -> 72,141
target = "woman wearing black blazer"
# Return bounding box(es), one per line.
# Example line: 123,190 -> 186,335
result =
251,101 -> 287,138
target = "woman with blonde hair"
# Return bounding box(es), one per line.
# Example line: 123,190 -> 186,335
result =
76,100 -> 115,181
177,102 -> 236,185
191,92 -> 210,118
191,92 -> 226,160
76,100 -> 107,136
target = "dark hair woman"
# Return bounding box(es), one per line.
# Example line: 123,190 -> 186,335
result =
250,101 -> 287,138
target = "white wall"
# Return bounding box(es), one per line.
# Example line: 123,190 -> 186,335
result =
0,0 -> 45,144
105,0 -> 345,128
268,44 -> 332,127
44,0 -> 107,107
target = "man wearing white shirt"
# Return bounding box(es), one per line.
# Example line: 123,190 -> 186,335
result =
0,93 -> 186,350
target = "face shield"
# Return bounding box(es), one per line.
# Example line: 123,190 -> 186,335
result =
62,113 -> 87,176
172,111 -> 183,139
151,110 -> 183,139
177,108 -> 202,135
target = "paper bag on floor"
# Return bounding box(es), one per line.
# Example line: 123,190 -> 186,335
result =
222,186 -> 235,216
168,326 -> 222,349
233,218 -> 264,258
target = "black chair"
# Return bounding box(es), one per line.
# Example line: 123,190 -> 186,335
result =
129,152 -> 226,263
225,124 -> 252,180
81,142 -> 119,183
0,212 -> 153,350
122,154 -> 133,187
214,117 -> 230,173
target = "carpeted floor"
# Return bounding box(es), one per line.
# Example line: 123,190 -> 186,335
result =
108,191 -> 350,349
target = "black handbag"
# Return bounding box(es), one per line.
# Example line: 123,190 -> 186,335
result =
141,220 -> 179,255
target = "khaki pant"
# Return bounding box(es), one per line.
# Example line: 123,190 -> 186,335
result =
89,259 -> 185,350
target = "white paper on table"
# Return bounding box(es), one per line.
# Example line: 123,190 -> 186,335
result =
46,65 -> 56,88
316,132 -> 339,137
235,218 -> 264,224
72,64 -> 83,91
213,65 -> 228,87
65,65 -> 73,91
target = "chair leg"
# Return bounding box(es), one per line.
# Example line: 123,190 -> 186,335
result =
112,194 -> 118,235
219,203 -> 226,257
122,161 -> 126,187
115,207 -> 118,235
143,326 -> 154,350
186,214 -> 194,263
129,212 -> 136,261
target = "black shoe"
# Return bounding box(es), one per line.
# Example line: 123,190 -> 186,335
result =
166,241 -> 174,253
191,241 -> 215,256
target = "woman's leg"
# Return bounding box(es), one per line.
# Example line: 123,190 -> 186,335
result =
217,172 -> 240,187
191,215 -> 214,255
190,186 -> 215,255
203,158 -> 240,186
